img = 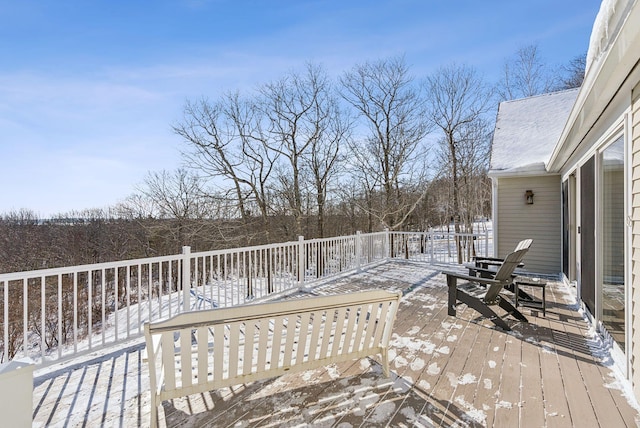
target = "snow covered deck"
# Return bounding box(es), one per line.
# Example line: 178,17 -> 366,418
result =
32,260 -> 640,427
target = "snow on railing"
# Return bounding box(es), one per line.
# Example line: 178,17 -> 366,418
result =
0,229 -> 490,366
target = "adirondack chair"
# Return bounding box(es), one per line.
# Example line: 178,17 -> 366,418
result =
469,239 -> 534,301
444,248 -> 529,331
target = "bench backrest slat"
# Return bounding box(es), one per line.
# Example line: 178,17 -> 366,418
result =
197,328 -> 208,382
330,307 -> 348,358
296,312 -> 311,364
363,303 -> 378,351
213,324 -> 224,381
179,328 -> 191,388
161,333 -> 176,391
228,323 -> 241,378
373,302 -> 391,348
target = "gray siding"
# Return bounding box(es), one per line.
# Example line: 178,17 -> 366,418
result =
496,175 -> 561,274
631,81 -> 640,400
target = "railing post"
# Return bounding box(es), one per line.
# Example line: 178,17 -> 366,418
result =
356,231 -> 362,272
298,236 -> 305,285
182,246 -> 191,312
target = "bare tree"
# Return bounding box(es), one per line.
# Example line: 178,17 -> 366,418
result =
426,63 -> 492,262
340,56 -> 432,231
225,92 -> 279,241
175,98 -> 251,221
259,63 -> 338,237
136,169 -> 211,250
452,119 -> 492,230
498,44 -> 556,101
174,94 -> 279,243
556,53 -> 586,90
305,90 -> 351,238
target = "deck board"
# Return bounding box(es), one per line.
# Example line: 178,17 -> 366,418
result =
470,328 -> 504,428
519,326 -> 545,427
30,260 -> 640,427
493,326 -> 522,426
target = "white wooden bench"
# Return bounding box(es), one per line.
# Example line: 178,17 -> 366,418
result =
144,289 -> 402,427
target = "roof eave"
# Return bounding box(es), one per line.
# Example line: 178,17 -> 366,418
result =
547,0 -> 640,172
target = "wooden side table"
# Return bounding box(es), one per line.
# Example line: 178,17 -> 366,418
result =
514,277 -> 547,316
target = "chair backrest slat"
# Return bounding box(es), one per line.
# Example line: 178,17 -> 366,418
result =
514,239 -> 533,252
483,248 -> 529,302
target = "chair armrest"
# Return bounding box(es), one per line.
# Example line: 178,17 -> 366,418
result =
468,266 -> 497,275
473,256 -> 504,263
442,270 -> 501,286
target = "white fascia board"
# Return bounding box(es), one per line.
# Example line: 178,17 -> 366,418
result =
488,163 -> 559,179
548,0 -> 640,172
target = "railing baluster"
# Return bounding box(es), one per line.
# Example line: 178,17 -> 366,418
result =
147,263 -> 152,324
23,278 -> 28,359
114,267 -> 119,341
40,275 -> 45,362
73,273 -> 78,354
158,262 -> 163,319
126,265 -> 131,339
88,270 -> 93,350
3,280 -> 7,362
101,268 -> 105,346
58,273 -> 62,359
137,265 -> 142,335
168,261 -> 173,317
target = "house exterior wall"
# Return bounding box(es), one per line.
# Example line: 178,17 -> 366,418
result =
546,0 -> 640,400
489,0 -> 640,400
631,81 -> 640,400
494,174 -> 561,274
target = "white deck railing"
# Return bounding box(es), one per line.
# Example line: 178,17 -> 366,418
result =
0,229 -> 490,367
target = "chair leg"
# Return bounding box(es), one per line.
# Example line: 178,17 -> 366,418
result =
447,275 -> 457,316
498,297 -> 528,323
505,282 -> 534,301
456,290 -> 511,331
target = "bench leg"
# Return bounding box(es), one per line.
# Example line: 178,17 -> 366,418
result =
150,399 -> 158,428
381,348 -> 390,377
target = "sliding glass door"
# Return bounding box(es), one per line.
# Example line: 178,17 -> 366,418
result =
601,136 -> 625,351
581,157 -> 596,314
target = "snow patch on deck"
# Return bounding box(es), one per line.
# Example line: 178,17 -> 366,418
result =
454,395 -> 487,425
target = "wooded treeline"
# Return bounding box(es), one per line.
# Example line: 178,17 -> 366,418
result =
1,47 -> 583,274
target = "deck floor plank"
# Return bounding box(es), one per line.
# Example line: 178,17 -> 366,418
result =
422,309 -> 480,426
561,314 -> 628,428
374,287 -> 456,427
530,314 -> 574,427
550,313 -> 602,426
470,327 -> 508,428
445,307 -> 497,427
492,323 -> 523,427
518,322 -> 546,427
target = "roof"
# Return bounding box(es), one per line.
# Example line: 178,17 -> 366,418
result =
489,88 -> 579,176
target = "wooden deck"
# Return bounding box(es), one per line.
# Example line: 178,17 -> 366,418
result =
32,260 -> 640,427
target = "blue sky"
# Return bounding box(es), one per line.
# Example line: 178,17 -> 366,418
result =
0,0 -> 601,217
